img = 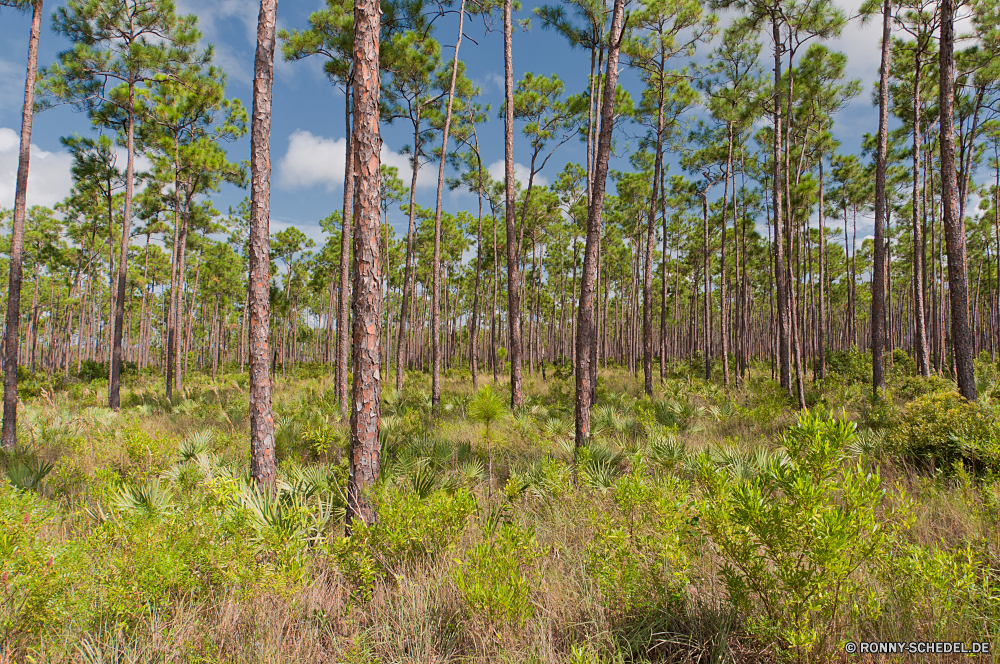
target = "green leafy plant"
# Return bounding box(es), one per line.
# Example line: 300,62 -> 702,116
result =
467,384 -> 508,493
699,410 -> 906,660
453,520 -> 538,630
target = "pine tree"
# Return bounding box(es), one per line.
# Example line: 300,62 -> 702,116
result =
0,0 -> 43,450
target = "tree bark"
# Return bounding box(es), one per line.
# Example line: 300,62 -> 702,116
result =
431,0 -> 466,414
872,0 -> 890,399
337,87 -> 354,416
109,74 -> 136,410
771,18 -> 791,394
1,0 -> 42,450
642,94 -> 664,396
911,42 -> 930,377
346,0 -> 382,533
939,0 -> 976,401
503,0 -> 524,409
248,0 -> 279,494
575,0 -> 625,450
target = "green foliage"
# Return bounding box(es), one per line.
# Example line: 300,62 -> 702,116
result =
699,410 -> 905,659
454,521 -> 538,629
884,544 -> 1000,640
330,483 -> 475,596
2,446 -> 54,492
588,458 -> 690,620
890,390 -> 1000,473
113,480 -> 174,519
826,349 -> 872,385
0,485 -> 87,649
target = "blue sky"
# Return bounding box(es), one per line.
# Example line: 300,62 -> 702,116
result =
0,0 -> 894,250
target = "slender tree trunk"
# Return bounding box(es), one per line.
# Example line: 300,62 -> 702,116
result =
248,0 -> 279,494
431,0 -> 466,414
702,189 -> 712,381
771,17 -> 791,393
575,0 -> 624,450
642,95 -> 664,396
395,122 -> 421,393
720,125 -> 733,386
470,159 -> 484,388
939,0 -> 976,401
818,157 -> 827,379
337,87 -> 354,415
109,77 -> 136,410
872,0 -> 891,398
912,49 -> 930,377
503,0 -> 524,409
346,0 -> 382,533
1,0 -> 42,449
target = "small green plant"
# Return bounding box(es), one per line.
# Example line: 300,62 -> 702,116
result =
699,410 -> 906,660
330,483 -> 475,596
113,480 -> 175,519
467,384 -> 508,493
588,458 -> 690,622
2,447 -> 54,493
453,520 -> 538,630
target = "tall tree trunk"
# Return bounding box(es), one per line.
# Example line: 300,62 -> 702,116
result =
248,0 -> 279,494
395,121 -> 421,393
771,17 -> 791,394
109,76 -> 136,410
939,0 -> 976,401
911,46 -> 930,377
346,0 -> 382,533
503,0 -> 524,408
720,126 -> 733,386
642,93 -> 664,396
702,188 -> 712,381
470,158 -> 484,388
575,0 -> 624,450
818,157 -> 827,379
1,0 -> 41,449
337,87 -> 354,416
431,0 -> 466,414
872,0 -> 891,398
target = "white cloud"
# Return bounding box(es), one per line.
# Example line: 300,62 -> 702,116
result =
112,146 -> 154,176
278,130 -> 347,190
487,159 -> 548,188
379,145 -> 436,189
278,129 -> 435,191
0,127 -> 73,210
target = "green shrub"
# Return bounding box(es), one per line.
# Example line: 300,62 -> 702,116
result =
699,410 -> 904,660
588,457 -> 690,619
0,485 -> 88,650
880,544 -> 1000,641
330,483 -> 475,595
890,390 -> 1000,473
826,349 -> 872,385
453,520 -> 538,629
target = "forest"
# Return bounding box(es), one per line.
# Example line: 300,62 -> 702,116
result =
1,0 -> 1000,660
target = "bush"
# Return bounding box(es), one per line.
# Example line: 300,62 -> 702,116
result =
588,457 -> 690,620
330,483 -> 475,595
77,360 -> 138,383
699,410 -> 905,660
454,520 -> 538,629
890,390 -> 1000,473
826,349 -> 872,385
0,485 -> 88,651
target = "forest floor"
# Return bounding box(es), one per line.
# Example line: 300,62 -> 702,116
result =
3,352 -> 1000,663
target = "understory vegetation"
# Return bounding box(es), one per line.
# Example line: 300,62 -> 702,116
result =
4,353 -> 1000,663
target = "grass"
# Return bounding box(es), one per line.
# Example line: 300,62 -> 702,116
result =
2,355 -> 1000,662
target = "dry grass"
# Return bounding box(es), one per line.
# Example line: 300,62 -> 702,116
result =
6,364 -> 1000,662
